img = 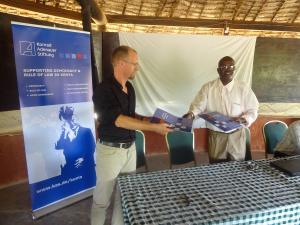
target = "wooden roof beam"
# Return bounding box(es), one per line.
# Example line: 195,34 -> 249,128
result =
243,0 -> 255,21
253,0 -> 268,21
199,0 -> 207,18
271,0 -> 285,22
232,0 -> 244,20
138,0 -> 144,16
122,0 -> 129,15
55,0 -> 60,8
185,0 -> 194,18
106,14 -> 300,32
219,0 -> 228,19
291,6 -> 300,23
169,0 -> 180,17
155,0 -> 168,17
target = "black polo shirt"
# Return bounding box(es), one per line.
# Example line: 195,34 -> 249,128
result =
93,76 -> 136,143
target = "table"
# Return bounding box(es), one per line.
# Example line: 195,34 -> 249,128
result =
118,157 -> 300,225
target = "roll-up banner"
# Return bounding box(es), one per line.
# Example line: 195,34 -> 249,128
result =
11,22 -> 96,218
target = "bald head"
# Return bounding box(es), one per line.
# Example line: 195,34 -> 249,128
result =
217,56 -> 235,85
112,45 -> 139,81
112,46 -> 137,67
218,56 -> 234,67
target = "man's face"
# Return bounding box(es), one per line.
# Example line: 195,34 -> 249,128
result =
123,50 -> 139,80
217,59 -> 235,85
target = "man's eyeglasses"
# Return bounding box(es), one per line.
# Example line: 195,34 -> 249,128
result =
218,65 -> 235,70
123,60 -> 139,67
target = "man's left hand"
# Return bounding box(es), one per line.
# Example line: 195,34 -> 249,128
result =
234,117 -> 248,126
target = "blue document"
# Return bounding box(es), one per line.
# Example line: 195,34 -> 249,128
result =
199,112 -> 242,133
151,108 -> 193,132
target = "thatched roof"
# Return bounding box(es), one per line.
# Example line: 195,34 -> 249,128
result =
1,0 -> 300,37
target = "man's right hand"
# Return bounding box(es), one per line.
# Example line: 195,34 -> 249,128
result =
152,123 -> 173,135
115,114 -> 173,135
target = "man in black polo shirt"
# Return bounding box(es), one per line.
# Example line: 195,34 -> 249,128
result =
91,46 -> 171,225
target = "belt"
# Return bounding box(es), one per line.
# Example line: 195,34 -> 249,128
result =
209,127 -> 243,135
100,141 -> 134,149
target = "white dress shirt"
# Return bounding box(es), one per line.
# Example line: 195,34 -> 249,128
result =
189,78 -> 259,131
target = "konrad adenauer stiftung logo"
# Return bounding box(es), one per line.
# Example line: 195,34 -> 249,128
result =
19,41 -> 36,56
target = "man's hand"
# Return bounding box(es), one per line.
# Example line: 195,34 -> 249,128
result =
182,112 -> 195,120
233,117 -> 248,126
152,123 -> 173,135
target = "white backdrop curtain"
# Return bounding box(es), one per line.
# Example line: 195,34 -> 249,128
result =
119,32 -> 257,117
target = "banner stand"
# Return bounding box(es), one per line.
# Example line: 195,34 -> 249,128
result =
12,22 -> 97,219
32,188 -> 93,219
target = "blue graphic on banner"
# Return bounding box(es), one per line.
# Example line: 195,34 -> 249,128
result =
12,22 -> 96,212
29,105 -> 96,210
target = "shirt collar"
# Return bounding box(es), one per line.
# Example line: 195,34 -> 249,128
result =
72,125 -> 79,135
218,78 -> 235,92
112,75 -> 126,90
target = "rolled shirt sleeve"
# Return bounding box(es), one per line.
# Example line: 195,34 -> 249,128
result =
241,87 -> 259,127
188,83 -> 208,116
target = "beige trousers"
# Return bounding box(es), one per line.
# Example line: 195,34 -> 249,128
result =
91,142 -> 136,225
208,128 -> 246,163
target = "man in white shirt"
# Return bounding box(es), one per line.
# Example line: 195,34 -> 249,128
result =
274,121 -> 300,157
184,56 -> 259,163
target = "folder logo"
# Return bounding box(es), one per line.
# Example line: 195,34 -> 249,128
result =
19,41 -> 36,56
161,112 -> 169,120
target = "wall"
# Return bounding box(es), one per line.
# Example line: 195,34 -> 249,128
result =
1,115 -> 298,187
0,133 -> 27,188
253,37 -> 300,103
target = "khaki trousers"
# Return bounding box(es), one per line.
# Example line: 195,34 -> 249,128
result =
91,142 -> 136,225
208,128 -> 246,163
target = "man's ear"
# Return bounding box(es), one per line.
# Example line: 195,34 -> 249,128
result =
119,60 -> 126,67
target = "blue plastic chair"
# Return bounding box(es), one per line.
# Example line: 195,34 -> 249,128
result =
135,130 -> 147,170
166,131 -> 196,169
263,120 -> 288,158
